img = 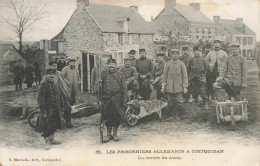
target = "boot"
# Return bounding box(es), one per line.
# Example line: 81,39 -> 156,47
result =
103,126 -> 113,143
44,137 -> 50,150
112,127 -> 119,141
49,133 -> 61,145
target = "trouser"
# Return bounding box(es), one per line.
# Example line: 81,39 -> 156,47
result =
26,82 -> 33,88
153,81 -> 165,100
214,80 -> 241,101
183,84 -> 191,101
64,107 -> 72,124
35,74 -> 41,85
128,80 -> 140,93
206,71 -> 218,98
166,92 -> 184,118
15,82 -> 22,91
190,78 -> 208,102
139,78 -> 151,100
103,101 -> 121,128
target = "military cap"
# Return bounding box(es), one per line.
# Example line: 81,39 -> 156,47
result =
139,48 -> 146,53
161,47 -> 167,51
214,40 -> 221,44
182,46 -> 189,50
230,43 -> 240,48
124,58 -> 131,62
170,49 -> 180,55
205,43 -> 211,48
46,67 -> 56,74
156,53 -> 164,57
193,46 -> 200,51
129,50 -> 136,54
107,58 -> 116,64
68,56 -> 76,62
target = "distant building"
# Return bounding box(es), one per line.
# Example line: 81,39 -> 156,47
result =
0,44 -> 26,85
153,0 -> 216,44
50,0 -> 155,63
214,16 -> 256,58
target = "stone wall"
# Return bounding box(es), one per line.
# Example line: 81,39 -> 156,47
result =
62,9 -> 103,58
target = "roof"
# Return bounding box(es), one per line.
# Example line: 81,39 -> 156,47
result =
154,5 -> 214,24
0,44 -> 24,63
86,4 -> 155,34
219,19 -> 256,35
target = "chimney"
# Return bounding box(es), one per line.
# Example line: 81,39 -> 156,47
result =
213,16 -> 220,23
77,0 -> 89,9
236,18 -> 243,23
130,6 -> 138,12
123,18 -> 130,33
190,3 -> 200,11
164,0 -> 176,11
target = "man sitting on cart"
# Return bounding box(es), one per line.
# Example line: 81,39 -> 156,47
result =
213,43 -> 247,101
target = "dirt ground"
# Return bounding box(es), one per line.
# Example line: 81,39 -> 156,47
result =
0,61 -> 260,165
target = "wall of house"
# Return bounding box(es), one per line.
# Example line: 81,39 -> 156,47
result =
189,23 -> 216,43
232,35 -> 256,58
60,8 -> 103,58
102,32 -> 155,63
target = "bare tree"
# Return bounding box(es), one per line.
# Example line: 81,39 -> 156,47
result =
1,0 -> 46,54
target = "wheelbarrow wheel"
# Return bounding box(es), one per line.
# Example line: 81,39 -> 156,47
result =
28,110 -> 40,128
126,107 -> 139,126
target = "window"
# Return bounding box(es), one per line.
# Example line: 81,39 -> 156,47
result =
236,37 -> 241,44
118,34 -> 123,45
243,50 -> 246,57
117,52 -> 124,64
243,37 -> 247,45
248,37 -> 253,45
129,35 -> 133,44
58,42 -> 64,54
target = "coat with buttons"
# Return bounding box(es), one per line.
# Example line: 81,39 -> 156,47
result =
162,59 -> 188,93
219,54 -> 247,87
102,69 -> 128,121
118,66 -> 138,84
136,57 -> 153,77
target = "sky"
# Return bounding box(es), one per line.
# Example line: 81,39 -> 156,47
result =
0,0 -> 259,42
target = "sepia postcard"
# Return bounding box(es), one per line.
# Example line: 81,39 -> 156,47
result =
0,0 -> 260,165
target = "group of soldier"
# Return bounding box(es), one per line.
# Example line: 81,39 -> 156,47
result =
34,39 -> 247,149
92,39 -> 247,143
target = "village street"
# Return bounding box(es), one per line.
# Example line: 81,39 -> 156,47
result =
0,61 -> 260,165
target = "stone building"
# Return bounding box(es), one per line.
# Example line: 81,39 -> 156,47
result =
50,0 -> 155,64
153,0 -> 216,44
214,16 -> 256,58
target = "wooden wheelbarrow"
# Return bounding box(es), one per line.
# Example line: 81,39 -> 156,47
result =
215,99 -> 248,127
125,99 -> 168,126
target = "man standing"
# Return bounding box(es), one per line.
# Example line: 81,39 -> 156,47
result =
101,59 -> 127,143
206,40 -> 228,100
151,53 -> 166,99
62,57 -> 80,106
187,46 -> 209,107
179,46 -> 192,102
129,50 -> 137,67
213,44 -> 247,101
162,49 -> 188,120
119,58 -> 141,99
13,59 -> 24,91
24,62 -> 35,89
33,61 -> 41,85
136,48 -> 153,100
257,46 -> 260,83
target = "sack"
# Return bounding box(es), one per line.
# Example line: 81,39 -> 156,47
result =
35,113 -> 48,133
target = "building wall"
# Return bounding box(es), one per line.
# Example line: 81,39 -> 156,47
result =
102,32 -> 155,64
61,9 -> 103,58
189,23 -> 216,43
232,35 -> 256,58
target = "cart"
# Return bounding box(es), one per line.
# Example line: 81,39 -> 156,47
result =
125,99 -> 168,126
215,99 -> 248,127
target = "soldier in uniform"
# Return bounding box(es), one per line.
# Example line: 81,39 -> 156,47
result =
187,46 -> 209,107
24,62 -> 35,89
151,53 -> 166,99
118,58 -> 141,99
13,59 -> 24,91
36,67 -> 69,150
179,46 -> 193,102
136,48 -> 153,100
62,57 -> 80,106
129,50 -> 137,67
162,49 -> 188,120
206,40 -> 228,100
214,44 -> 247,101
102,59 -> 127,143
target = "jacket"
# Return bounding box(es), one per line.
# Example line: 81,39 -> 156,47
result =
206,50 -> 228,72
162,59 -> 188,93
118,66 -> 138,84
